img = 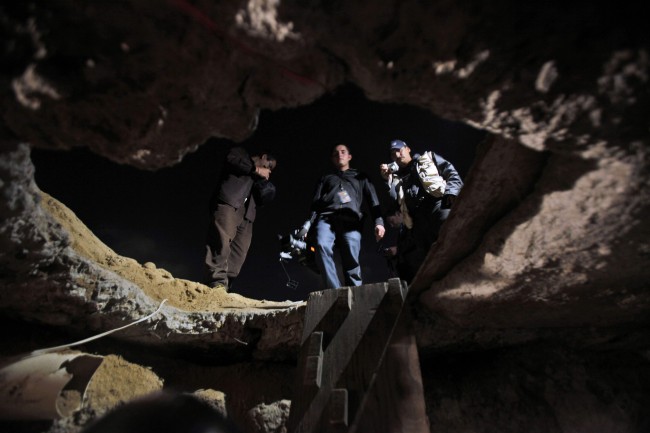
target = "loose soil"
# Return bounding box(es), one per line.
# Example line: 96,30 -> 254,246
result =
40,191 -> 301,312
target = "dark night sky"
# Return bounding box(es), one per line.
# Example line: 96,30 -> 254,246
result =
31,85 -> 485,301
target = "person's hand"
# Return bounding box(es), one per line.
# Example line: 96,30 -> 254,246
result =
375,224 -> 386,241
297,220 -> 311,239
255,166 -> 271,180
379,164 -> 391,180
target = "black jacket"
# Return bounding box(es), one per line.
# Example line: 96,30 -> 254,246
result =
210,147 -> 275,221
388,152 -> 463,214
310,168 -> 384,227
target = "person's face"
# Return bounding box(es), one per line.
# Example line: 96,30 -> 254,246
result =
331,145 -> 352,170
390,146 -> 411,167
256,155 -> 276,171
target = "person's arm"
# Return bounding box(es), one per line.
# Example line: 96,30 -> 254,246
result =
298,178 -> 324,238
434,153 -> 463,197
226,147 -> 255,175
363,177 -> 386,240
380,167 -> 399,201
310,177 -> 325,210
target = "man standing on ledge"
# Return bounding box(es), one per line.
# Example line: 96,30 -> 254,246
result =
300,144 -> 385,289
380,139 -> 462,281
205,146 -> 276,291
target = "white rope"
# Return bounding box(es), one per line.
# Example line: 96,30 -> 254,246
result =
30,299 -> 168,356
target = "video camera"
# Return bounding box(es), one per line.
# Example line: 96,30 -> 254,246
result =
278,229 -> 319,275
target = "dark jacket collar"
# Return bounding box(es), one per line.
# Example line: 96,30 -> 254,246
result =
334,168 -> 358,176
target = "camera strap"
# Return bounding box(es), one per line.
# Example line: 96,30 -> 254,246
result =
279,258 -> 299,289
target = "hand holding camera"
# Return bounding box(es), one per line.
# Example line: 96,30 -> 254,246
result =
379,162 -> 399,180
254,166 -> 271,180
297,220 -> 311,239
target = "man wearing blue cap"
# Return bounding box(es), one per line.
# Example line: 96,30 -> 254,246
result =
379,139 -> 463,280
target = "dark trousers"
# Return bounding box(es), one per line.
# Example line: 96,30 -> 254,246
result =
396,199 -> 450,281
411,199 -> 450,250
205,203 -> 253,289
393,227 -> 428,284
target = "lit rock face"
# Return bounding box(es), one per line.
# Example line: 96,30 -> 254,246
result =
0,144 -> 304,362
1,1 -> 649,432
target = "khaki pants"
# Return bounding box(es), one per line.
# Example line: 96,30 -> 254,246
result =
205,203 -> 253,289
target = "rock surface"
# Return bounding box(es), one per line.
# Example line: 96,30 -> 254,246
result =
1,1 -> 649,432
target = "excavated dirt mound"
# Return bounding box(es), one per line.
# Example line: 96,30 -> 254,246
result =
40,191 -> 299,312
83,355 -> 164,412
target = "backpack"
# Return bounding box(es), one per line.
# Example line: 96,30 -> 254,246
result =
416,151 -> 446,198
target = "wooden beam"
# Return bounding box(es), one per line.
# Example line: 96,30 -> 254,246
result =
288,279 -> 430,433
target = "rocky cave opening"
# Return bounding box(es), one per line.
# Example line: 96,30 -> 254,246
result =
28,84 -> 485,302
4,85 -> 648,433
3,84 -> 490,433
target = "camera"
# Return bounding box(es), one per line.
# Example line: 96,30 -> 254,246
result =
278,230 -> 319,274
279,232 -> 307,260
387,162 -> 399,173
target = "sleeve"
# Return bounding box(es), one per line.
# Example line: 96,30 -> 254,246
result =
226,146 -> 255,175
308,177 -> 325,219
434,153 -> 463,197
385,176 -> 398,201
363,178 -> 385,227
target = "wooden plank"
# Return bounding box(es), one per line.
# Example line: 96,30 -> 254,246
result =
351,309 -> 430,433
303,332 -> 323,389
302,288 -> 352,344
387,277 -> 407,305
289,282 -> 388,433
290,289 -> 353,428
335,279 -> 407,425
289,288 -> 353,430
306,331 -> 324,357
289,279 -> 428,433
317,290 -> 353,351
325,388 -> 348,433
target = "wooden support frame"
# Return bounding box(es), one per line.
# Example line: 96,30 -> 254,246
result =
288,278 -> 430,433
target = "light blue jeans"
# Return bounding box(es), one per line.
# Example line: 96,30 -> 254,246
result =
314,215 -> 362,289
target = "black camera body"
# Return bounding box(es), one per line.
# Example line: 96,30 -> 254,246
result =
278,231 -> 320,274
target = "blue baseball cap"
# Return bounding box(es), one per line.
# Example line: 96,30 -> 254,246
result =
390,139 -> 407,150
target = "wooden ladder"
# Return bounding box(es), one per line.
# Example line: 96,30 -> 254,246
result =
287,278 -> 430,433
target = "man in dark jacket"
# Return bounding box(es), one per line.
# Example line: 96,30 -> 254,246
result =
301,144 -> 385,289
205,146 -> 276,291
379,139 -> 463,281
